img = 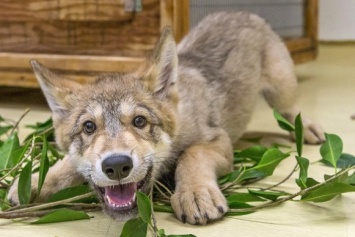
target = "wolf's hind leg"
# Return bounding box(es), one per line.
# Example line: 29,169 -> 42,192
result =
171,129 -> 233,225
8,155 -> 85,205
261,38 -> 325,144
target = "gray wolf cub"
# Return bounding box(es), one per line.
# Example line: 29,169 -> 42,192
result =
8,12 -> 324,225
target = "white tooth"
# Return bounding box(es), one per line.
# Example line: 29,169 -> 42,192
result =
106,195 -> 112,205
106,194 -> 135,208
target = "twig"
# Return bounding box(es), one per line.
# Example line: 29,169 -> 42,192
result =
0,181 -> 9,188
260,163 -> 298,191
0,198 -> 11,209
0,206 -> 101,219
36,127 -> 54,137
229,166 -> 354,213
149,187 -> 159,237
9,108 -> 30,136
1,191 -> 96,215
0,139 -> 36,183
220,168 -> 245,191
153,180 -> 173,200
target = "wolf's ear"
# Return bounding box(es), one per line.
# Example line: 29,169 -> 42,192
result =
31,60 -> 82,121
141,27 -> 178,100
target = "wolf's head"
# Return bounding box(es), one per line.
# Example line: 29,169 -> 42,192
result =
31,28 -> 179,221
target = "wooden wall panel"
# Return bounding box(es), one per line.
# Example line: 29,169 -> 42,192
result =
0,0 -> 156,21
0,0 -> 160,57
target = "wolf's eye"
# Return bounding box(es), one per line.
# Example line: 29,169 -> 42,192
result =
133,116 -> 147,128
83,121 -> 96,135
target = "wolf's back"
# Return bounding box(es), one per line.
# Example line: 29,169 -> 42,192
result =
177,11 -> 275,56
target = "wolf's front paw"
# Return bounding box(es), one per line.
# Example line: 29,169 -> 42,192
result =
7,173 -> 56,206
171,182 -> 228,225
295,118 -> 325,144
7,176 -> 37,206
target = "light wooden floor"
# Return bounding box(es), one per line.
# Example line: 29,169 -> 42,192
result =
0,43 -> 355,237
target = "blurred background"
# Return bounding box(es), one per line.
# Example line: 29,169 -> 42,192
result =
0,0 -> 353,89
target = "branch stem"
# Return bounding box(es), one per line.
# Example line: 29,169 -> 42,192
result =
1,192 -> 96,215
229,167 -> 354,213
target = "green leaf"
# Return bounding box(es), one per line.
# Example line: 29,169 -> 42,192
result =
227,201 -> 254,209
0,189 -> 5,199
324,171 -> 349,184
226,193 -> 264,209
294,114 -> 304,157
346,172 -> 355,185
301,182 -> 355,202
166,235 -> 197,237
248,189 -> 289,201
271,143 -> 292,149
47,142 -> 64,160
273,110 -> 295,132
136,191 -> 152,225
25,117 -> 53,130
334,153 -> 355,168
0,132 -> 20,170
236,146 -> 268,162
157,229 -> 197,237
295,156 -> 309,189
24,117 -> 54,142
304,178 -> 320,188
47,185 -> 97,203
153,204 -> 174,213
158,229 -> 166,237
18,160 -> 33,205
320,133 -> 343,169
31,209 -> 90,224
227,193 -> 265,203
239,169 -> 267,181
120,217 -> 148,237
0,189 -> 8,211
219,170 -> 242,184
233,156 -> 253,164
247,148 -> 289,176
38,136 -> 49,195
320,153 -> 355,168
217,174 -> 230,185
7,142 -> 30,172
0,125 -> 13,136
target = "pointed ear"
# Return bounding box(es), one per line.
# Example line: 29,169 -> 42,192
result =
31,60 -> 82,120
140,27 -> 178,100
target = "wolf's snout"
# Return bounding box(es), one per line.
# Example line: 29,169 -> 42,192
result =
102,155 -> 133,180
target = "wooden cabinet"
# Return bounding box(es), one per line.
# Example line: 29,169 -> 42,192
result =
0,0 -> 318,88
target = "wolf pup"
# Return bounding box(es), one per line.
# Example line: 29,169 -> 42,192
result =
8,12 -> 324,225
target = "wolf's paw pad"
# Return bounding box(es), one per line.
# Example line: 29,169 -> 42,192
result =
171,184 -> 228,225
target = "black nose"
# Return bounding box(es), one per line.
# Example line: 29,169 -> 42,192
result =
102,155 -> 133,180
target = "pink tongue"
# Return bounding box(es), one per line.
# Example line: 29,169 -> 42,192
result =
105,183 -> 137,205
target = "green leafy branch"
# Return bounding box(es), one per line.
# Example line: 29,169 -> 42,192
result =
0,109 -> 354,237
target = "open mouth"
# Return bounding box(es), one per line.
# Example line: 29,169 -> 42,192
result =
91,166 -> 153,221
97,180 -> 145,212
